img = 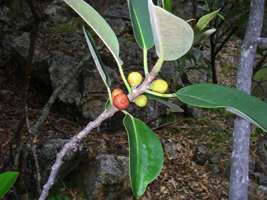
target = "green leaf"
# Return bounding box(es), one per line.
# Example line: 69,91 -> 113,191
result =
123,114 -> 164,197
194,28 -> 216,44
196,9 -> 220,31
0,171 -> 19,198
254,68 -> 267,81
63,0 -> 122,65
176,83 -> 267,132
127,0 -> 154,49
162,0 -> 172,12
83,27 -> 112,99
148,0 -> 194,61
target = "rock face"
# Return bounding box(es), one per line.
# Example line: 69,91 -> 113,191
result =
193,144 -> 209,165
72,154 -> 131,200
37,138 -> 86,185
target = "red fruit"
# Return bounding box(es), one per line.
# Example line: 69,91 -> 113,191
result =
112,88 -> 124,99
113,93 -> 129,110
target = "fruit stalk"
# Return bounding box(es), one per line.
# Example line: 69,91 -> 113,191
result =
39,59 -> 163,200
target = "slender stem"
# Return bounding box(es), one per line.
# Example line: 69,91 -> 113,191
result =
145,90 -> 176,98
107,86 -> 113,103
154,58 -> 164,73
116,59 -> 131,92
143,49 -> 149,75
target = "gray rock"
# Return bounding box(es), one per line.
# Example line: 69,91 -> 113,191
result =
74,154 -> 131,200
48,51 -> 83,105
11,32 -> 30,58
193,144 -> 209,165
162,139 -> 179,160
44,0 -> 72,24
37,138 -> 86,185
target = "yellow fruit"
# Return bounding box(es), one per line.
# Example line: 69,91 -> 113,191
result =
128,72 -> 143,87
134,95 -> 148,107
150,79 -> 168,93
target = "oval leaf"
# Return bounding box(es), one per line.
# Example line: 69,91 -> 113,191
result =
196,9 -> 220,31
148,0 -> 194,61
123,114 -> 164,197
63,0 -> 122,65
83,27 -> 112,90
0,171 -> 19,198
127,0 -> 154,49
176,83 -> 267,132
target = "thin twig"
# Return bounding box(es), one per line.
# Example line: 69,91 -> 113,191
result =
25,105 -> 42,193
39,62 -> 159,200
32,145 -> 42,193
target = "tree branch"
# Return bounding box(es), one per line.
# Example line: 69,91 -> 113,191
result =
230,1 -> 265,200
38,61 -> 159,200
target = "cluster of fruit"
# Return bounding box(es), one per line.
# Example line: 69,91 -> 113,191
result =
112,71 -> 169,110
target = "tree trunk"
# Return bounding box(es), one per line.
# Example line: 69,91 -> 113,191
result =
229,0 -> 265,200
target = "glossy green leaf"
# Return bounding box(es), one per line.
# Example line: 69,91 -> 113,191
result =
83,27 -> 112,98
196,9 -> 220,31
123,114 -> 164,197
148,0 -> 194,61
176,83 -> 267,132
0,171 -> 19,198
127,0 -> 154,49
63,0 -> 122,65
254,68 -> 267,81
162,0 -> 172,12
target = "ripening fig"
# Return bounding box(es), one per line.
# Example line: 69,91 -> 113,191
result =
113,93 -> 130,110
150,79 -> 169,93
112,88 -> 124,99
128,72 -> 143,87
134,95 -> 148,107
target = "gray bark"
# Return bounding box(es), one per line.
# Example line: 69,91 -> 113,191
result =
229,0 -> 265,200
